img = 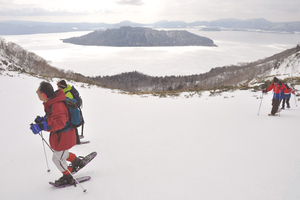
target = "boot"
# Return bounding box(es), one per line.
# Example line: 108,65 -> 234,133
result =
71,156 -> 84,173
55,174 -> 75,187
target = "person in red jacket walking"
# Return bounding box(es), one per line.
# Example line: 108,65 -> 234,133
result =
281,84 -> 295,109
30,81 -> 84,186
262,77 -> 288,116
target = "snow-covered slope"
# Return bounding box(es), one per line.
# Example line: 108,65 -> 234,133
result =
1,69 -> 300,200
269,52 -> 300,78
1,38 -> 300,199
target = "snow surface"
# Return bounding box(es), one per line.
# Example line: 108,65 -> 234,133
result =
1,70 -> 300,200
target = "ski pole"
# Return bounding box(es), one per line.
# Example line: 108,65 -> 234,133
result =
294,94 -> 298,107
278,99 -> 282,117
40,131 -> 51,172
38,132 -> 54,152
277,89 -> 284,117
257,92 -> 264,115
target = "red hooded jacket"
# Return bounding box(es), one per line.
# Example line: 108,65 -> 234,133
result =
266,82 -> 288,100
43,89 -> 76,151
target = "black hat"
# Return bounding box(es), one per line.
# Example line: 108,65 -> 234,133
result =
273,77 -> 279,83
39,81 -> 54,98
57,80 -> 67,89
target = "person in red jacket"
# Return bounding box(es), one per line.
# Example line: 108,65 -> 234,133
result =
30,81 -> 84,186
262,77 -> 288,116
281,84 -> 295,109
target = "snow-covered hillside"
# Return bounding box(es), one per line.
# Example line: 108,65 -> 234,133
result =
1,38 -> 300,199
1,68 -> 300,200
1,37 -> 300,93
269,52 -> 300,78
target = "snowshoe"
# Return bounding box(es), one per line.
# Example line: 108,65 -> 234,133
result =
70,151 -> 97,175
268,113 -> 278,116
54,174 -> 75,187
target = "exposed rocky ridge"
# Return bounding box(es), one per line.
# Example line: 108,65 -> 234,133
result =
62,26 -> 217,47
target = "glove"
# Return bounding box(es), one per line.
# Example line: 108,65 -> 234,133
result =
262,89 -> 267,93
34,115 -> 46,123
30,121 -> 47,134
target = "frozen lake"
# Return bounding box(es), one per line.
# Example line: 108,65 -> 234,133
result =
1,29 -> 300,76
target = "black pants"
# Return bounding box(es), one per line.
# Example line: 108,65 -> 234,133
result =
271,99 -> 280,115
75,128 -> 80,144
282,98 -> 290,108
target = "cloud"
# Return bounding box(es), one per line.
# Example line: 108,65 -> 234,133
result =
0,7 -> 89,17
0,0 -> 298,23
155,0 -> 300,22
116,0 -> 144,6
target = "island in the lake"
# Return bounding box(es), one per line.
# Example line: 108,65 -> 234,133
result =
62,26 -> 217,47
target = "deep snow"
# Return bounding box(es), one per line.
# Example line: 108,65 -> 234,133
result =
1,71 -> 300,200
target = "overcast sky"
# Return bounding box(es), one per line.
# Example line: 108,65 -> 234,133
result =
0,0 -> 299,23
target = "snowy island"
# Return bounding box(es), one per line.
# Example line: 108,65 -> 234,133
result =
62,26 -> 217,47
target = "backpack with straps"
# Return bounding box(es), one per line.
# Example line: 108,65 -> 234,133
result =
285,83 -> 290,90
66,86 -> 83,108
53,98 -> 85,135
